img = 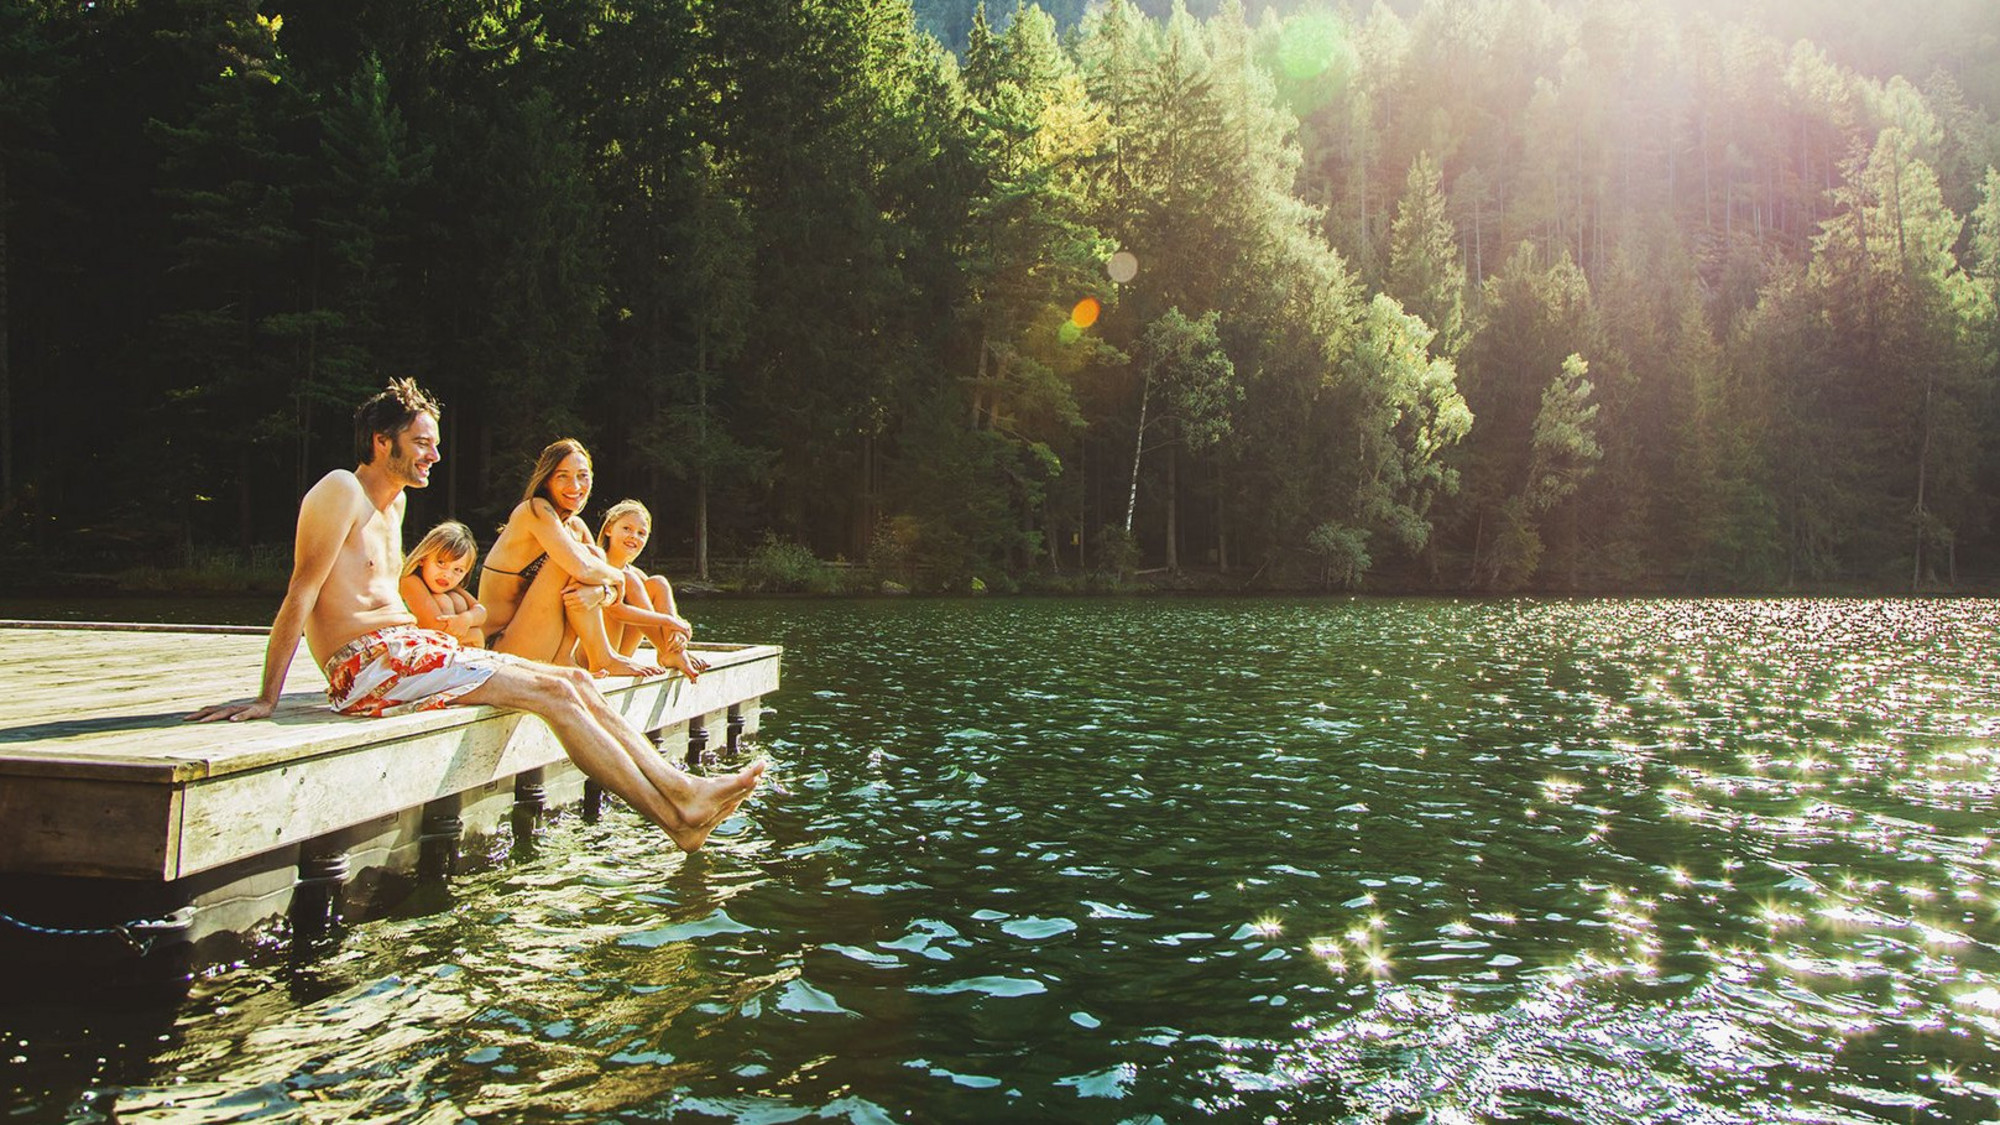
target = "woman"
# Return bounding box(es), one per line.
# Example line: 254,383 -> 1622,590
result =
477,439 -> 664,678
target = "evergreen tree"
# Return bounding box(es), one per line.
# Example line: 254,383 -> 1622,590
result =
642,146 -> 765,583
297,53 -> 432,493
1450,242 -> 1599,589
1810,124 -> 1996,585
0,0 -> 63,508
146,1 -> 312,554
1385,150 -> 1465,359
1124,305 -> 1234,575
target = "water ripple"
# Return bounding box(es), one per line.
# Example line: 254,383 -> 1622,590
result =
11,597 -> 2000,1122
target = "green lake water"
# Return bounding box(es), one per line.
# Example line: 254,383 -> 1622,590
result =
6,596 -> 2000,1122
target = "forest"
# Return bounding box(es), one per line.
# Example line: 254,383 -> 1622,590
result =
2,0 -> 1998,593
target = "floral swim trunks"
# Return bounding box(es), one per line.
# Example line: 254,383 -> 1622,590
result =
323,626 -> 503,718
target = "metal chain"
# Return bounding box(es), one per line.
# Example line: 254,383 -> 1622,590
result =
0,907 -> 192,955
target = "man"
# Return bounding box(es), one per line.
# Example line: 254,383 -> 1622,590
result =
189,379 -> 760,852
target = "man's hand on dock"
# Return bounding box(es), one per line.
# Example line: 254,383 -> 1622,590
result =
185,700 -> 276,723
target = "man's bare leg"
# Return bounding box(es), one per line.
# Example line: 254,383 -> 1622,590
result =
567,671 -> 760,831
460,662 -> 759,851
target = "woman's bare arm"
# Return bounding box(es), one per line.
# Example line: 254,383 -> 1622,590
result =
522,500 -> 622,586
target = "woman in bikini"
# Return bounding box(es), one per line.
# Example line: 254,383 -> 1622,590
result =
477,439 -> 664,678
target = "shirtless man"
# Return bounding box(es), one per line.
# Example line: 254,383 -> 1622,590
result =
187,379 -> 761,852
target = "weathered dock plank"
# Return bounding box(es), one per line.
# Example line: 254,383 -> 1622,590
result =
0,623 -> 780,960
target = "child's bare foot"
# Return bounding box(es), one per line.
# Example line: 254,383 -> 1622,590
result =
597,655 -> 666,678
663,646 -> 709,682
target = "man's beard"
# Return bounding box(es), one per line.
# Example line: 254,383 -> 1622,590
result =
388,439 -> 430,487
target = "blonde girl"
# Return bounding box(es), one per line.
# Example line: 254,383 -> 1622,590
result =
598,499 -> 708,681
400,520 -> 488,647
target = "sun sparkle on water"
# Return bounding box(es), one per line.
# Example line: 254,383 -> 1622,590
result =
19,597 -> 2000,1123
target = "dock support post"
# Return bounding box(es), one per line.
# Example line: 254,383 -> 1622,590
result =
687,717 -> 709,766
514,768 -> 548,810
419,797 -> 465,881
581,779 -> 604,823
292,849 -> 350,939
727,705 -> 746,754
512,768 -> 547,854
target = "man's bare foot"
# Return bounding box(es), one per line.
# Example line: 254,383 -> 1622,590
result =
667,760 -> 766,851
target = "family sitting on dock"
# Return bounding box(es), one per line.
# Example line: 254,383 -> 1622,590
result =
396,448 -> 708,684
188,379 -> 761,852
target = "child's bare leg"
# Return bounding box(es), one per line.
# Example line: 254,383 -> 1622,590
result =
569,582 -> 664,678
625,577 -> 687,670
630,575 -> 704,680
610,585 -> 646,659
644,574 -> 680,617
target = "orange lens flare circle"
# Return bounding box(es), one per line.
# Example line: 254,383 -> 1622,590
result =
1070,297 -> 1102,328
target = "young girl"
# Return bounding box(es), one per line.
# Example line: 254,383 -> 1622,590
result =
599,499 -> 709,681
400,521 -> 488,648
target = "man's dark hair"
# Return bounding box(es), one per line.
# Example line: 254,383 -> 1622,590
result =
354,378 -> 442,464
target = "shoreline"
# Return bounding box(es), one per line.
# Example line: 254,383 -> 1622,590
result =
1,571 -> 1994,603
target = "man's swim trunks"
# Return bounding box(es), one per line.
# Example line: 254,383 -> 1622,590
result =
323,626 -> 501,717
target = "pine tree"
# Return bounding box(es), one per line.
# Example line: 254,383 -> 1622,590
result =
0,0 -> 62,507
1385,151 -> 1466,359
146,1 -> 312,555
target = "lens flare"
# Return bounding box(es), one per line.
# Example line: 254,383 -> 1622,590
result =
1276,10 -> 1352,83
1071,297 -> 1101,328
1107,251 -> 1139,284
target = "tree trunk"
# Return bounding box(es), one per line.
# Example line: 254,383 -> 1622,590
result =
0,152 -> 10,505
1124,373 -> 1151,534
973,325 -> 990,429
237,449 -> 254,565
1913,369 -> 1933,591
1164,434 -> 1179,573
696,327 -> 711,583
697,466 -> 710,583
1469,509 -> 1486,590
1215,467 -> 1229,574
1079,437 -> 1088,570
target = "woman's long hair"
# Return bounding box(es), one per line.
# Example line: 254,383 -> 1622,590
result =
522,438 -> 593,519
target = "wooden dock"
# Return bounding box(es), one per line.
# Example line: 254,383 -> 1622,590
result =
0,623 -> 780,969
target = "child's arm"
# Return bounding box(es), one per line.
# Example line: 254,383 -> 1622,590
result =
444,591 -> 487,647
399,573 -> 454,633
604,569 -> 691,636
446,590 -> 487,629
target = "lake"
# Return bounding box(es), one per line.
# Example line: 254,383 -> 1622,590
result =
5,596 -> 2000,1122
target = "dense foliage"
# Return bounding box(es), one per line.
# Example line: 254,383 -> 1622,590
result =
4,0 -> 1997,592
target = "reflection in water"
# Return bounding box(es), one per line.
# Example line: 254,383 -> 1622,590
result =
7,597 -> 2000,1122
